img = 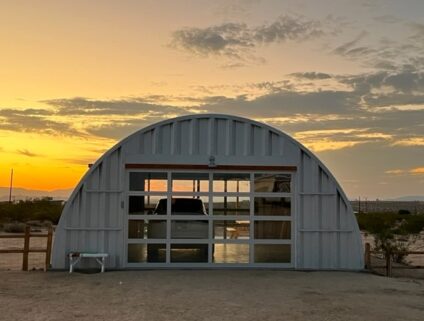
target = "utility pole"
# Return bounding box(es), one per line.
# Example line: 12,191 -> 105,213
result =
9,169 -> 13,203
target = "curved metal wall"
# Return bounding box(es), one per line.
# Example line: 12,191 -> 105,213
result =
52,114 -> 363,270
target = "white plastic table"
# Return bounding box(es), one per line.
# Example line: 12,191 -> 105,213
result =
69,252 -> 109,273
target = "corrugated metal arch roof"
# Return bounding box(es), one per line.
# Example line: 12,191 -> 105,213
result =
53,113 -> 363,270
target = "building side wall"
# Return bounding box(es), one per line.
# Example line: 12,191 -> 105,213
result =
296,150 -> 363,269
52,147 -> 124,269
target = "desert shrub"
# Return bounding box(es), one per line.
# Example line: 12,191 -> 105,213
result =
356,212 -> 398,234
396,215 -> 424,234
356,212 -> 424,264
3,222 -> 26,233
0,198 -> 64,224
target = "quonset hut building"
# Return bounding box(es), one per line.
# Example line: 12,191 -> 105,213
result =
52,114 -> 363,270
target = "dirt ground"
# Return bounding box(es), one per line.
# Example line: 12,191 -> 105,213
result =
0,270 -> 423,321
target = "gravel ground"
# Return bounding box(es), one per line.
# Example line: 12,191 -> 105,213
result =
0,270 -> 423,321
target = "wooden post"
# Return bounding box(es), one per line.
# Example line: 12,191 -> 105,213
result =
386,253 -> 392,277
45,226 -> 53,271
22,225 -> 30,271
364,242 -> 371,269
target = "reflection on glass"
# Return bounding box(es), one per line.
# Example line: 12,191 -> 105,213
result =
127,244 -> 166,263
128,195 -> 165,215
128,220 -> 144,238
254,197 -> 291,216
152,197 -> 209,215
213,244 -> 249,263
213,196 -> 250,216
172,173 -> 209,192
254,174 -> 291,193
254,221 -> 291,239
254,244 -> 291,263
128,220 -> 167,239
170,244 -> 208,262
214,220 -> 250,239
129,172 -> 167,192
213,173 -> 250,193
171,220 -> 208,239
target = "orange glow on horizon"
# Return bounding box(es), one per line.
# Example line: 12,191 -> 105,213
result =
0,130 -> 114,191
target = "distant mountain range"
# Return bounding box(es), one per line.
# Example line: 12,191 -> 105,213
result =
385,196 -> 424,202
0,187 -> 73,202
1,186 -> 423,203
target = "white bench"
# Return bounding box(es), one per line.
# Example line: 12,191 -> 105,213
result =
69,252 -> 109,273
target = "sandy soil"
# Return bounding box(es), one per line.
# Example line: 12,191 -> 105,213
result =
0,270 -> 423,321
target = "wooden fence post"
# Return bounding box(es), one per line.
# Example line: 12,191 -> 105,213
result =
364,243 -> 371,269
45,226 -> 53,271
22,225 -> 30,271
386,253 -> 392,277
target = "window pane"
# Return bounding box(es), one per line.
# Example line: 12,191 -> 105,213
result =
172,173 -> 209,192
169,196 -> 209,215
127,244 -> 166,263
254,221 -> 291,239
213,196 -> 250,216
213,244 -> 249,263
254,197 -> 291,216
170,244 -> 208,263
128,195 -> 165,215
213,220 -> 250,239
254,244 -> 291,263
254,174 -> 291,193
213,173 -> 250,193
128,220 -> 144,238
150,197 -> 209,215
171,220 -> 208,239
129,172 -> 167,192
128,220 -> 167,239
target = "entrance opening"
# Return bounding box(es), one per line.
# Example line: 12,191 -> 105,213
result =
126,169 -> 293,267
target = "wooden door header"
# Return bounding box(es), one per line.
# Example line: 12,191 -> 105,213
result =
125,163 -> 297,171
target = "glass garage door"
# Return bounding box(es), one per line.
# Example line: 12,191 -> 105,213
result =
125,170 -> 293,267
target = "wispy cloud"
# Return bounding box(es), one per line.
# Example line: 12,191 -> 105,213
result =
1,66 -> 423,153
290,72 -> 332,80
392,137 -> 424,147
411,167 -> 424,175
42,97 -> 188,116
171,14 -> 322,63
385,167 -> 424,176
331,21 -> 424,71
409,22 -> 424,41
373,15 -> 401,24
214,0 -> 262,18
293,128 -> 392,152
385,169 -> 405,175
0,108 -> 81,136
16,149 -> 39,157
332,31 -> 371,57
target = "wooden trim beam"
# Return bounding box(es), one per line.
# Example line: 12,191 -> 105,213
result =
125,164 -> 297,171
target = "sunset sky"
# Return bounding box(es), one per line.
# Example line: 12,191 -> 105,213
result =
0,0 -> 423,199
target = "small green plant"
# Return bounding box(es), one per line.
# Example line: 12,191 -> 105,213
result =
373,229 -> 411,263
